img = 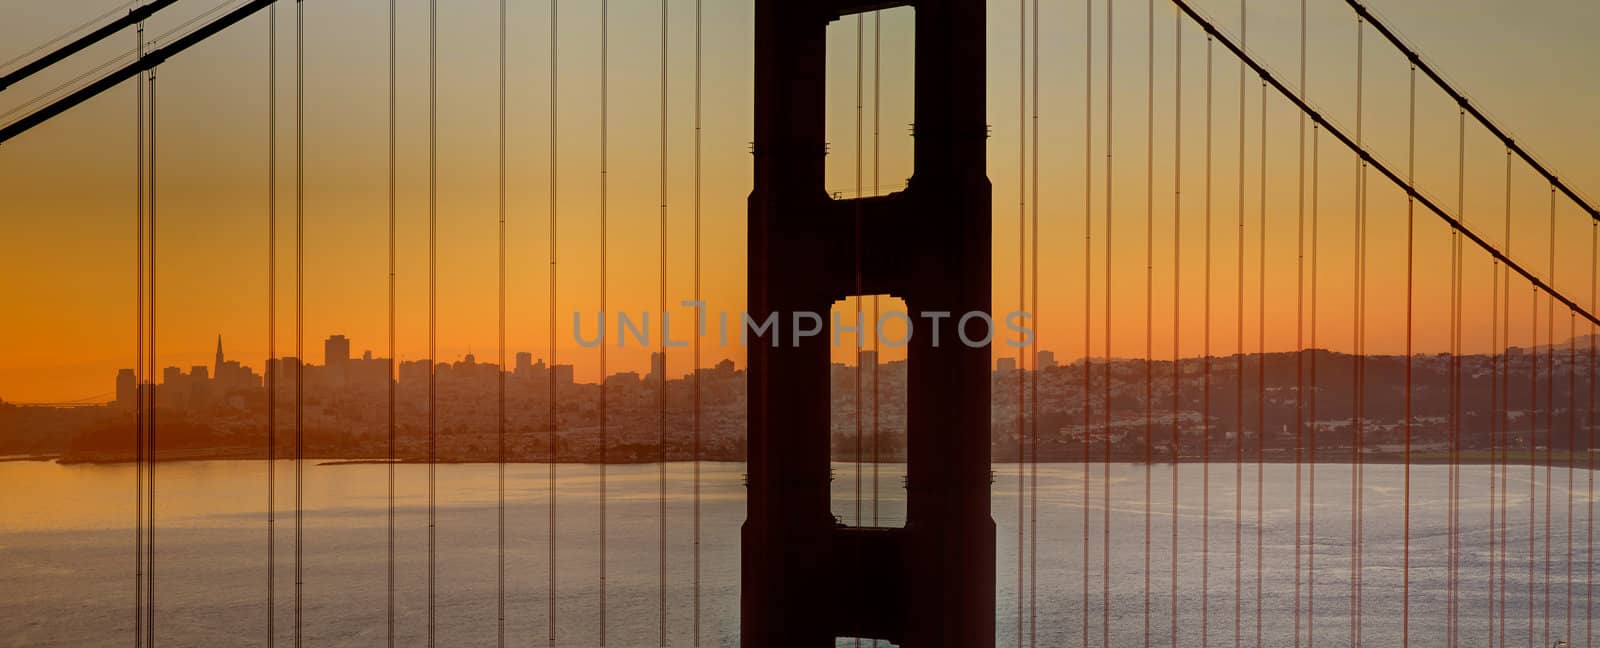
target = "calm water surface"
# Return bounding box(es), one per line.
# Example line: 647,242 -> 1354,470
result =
1,460 -> 1594,646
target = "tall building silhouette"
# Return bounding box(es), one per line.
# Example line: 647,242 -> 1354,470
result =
115,368 -> 136,410
649,351 -> 667,386
744,1 -> 993,645
325,334 -> 350,386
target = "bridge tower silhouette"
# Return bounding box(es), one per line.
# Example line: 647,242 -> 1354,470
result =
743,1 -> 995,646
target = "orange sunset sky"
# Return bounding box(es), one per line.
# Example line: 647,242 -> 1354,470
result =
2,0 -> 1598,402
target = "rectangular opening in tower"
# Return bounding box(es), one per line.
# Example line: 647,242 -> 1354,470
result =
829,294 -> 910,528
824,6 -> 914,201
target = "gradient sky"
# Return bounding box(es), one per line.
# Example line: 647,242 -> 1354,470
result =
1,0 -> 1597,402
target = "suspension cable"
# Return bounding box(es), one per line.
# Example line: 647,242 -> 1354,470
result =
1142,0 -> 1154,641
1011,0 -> 1024,640
1500,147 -> 1513,648
134,11 -> 147,646
426,0 -> 437,642
852,13 -> 867,648
0,0 -> 140,74
384,0 -> 396,644
1081,0 -> 1094,643
598,0 -> 609,642
1293,0 -> 1307,640
1234,5 -> 1245,644
1455,109 -> 1467,648
1015,0 -> 1028,642
496,0 -> 507,644
1339,0 -> 1600,223
1402,59 -> 1414,648
0,0 -> 233,127
1567,305 -> 1576,645
1544,184 -> 1556,648
1027,1 -> 1039,644
1530,285 -> 1538,648
1165,0 -> 1600,327
1201,32 -> 1212,648
656,0 -> 669,641
1307,118 -> 1319,648
1542,189 -> 1555,646
871,6 -> 883,534
145,58 -> 158,648
691,0 -> 703,642
0,0 -> 281,145
293,1 -> 304,641
545,1 -> 559,644
1169,14 -> 1182,647
0,0 -> 176,92
1254,71 -> 1266,648
264,5 -> 277,645
1351,18 -> 1365,644
1488,146 -> 1500,648
1448,115 -> 1461,647
1589,215 -> 1597,648
1101,0 -> 1114,639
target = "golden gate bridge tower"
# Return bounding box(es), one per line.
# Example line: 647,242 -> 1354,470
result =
744,0 -> 995,645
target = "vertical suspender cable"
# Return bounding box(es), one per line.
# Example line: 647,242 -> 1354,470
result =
1567,303 -> 1576,644
426,0 -> 438,642
1351,18 -> 1365,645
656,0 -> 669,642
1402,60 -> 1414,648
384,0 -> 395,644
1530,281 -> 1539,648
496,0 -> 508,644
1589,215 -> 1597,648
1452,131 -> 1465,646
853,11 -> 864,543
1102,2 -> 1114,640
1458,192 -> 1467,647
264,5 -> 277,645
146,59 -> 158,648
1449,119 -> 1462,647
1546,184 -> 1557,646
1546,194 -> 1556,648
1254,72 -> 1266,648
1454,208 -> 1463,648
1082,1 -> 1094,644
871,10 -> 888,630
852,13 -> 867,648
1235,8 -> 1246,644
1294,0 -> 1306,641
1202,34 -> 1213,648
1027,1 -> 1039,644
545,1 -> 558,644
1308,120 -> 1320,648
1488,147 -> 1500,648
135,12 -> 147,646
293,0 -> 304,641
1456,127 -> 1465,648
850,18 -> 866,648
691,0 -> 702,641
1142,0 -> 1154,642
597,0 -> 609,642
1484,98 -> 1497,648
1497,144 -> 1510,646
1489,181 -> 1499,648
1589,213 -> 1597,648
1016,0 -> 1028,641
1170,16 -> 1182,647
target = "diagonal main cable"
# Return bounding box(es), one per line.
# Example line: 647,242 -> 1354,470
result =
1166,0 -> 1600,329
